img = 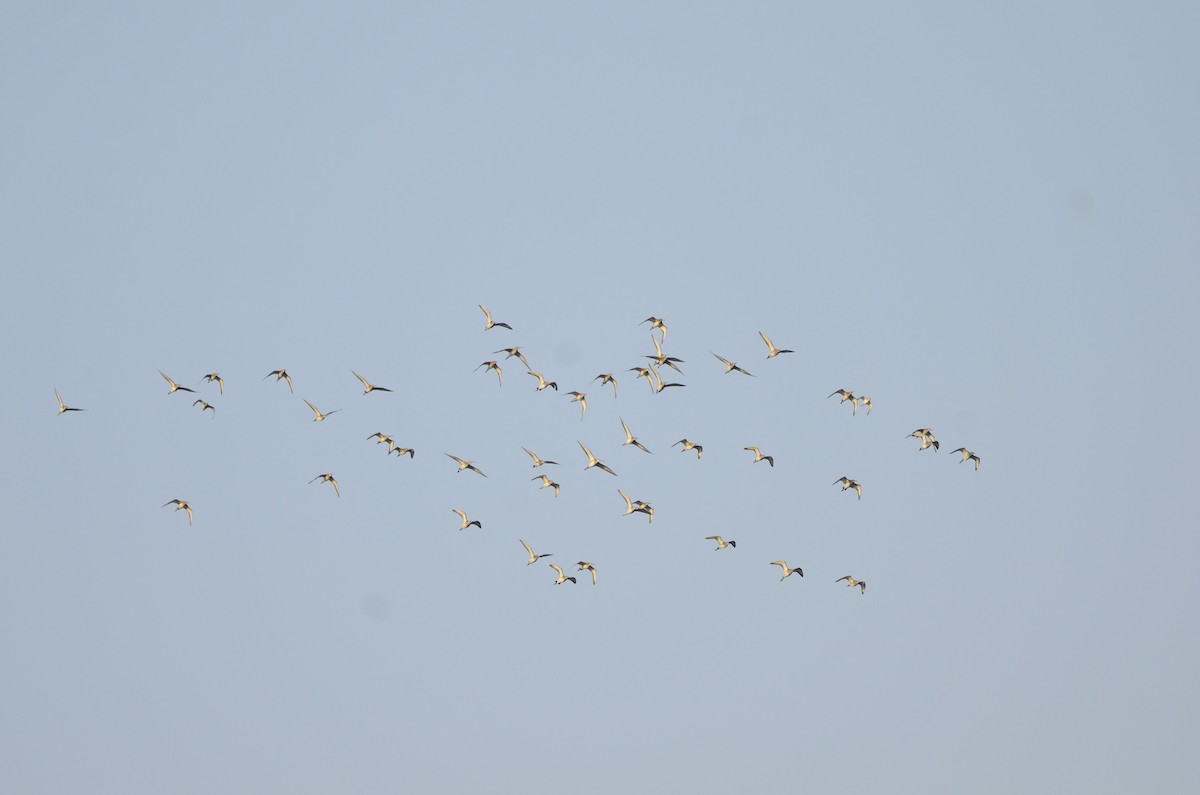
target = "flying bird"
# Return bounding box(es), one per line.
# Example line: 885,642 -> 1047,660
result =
521,539 -> 552,565
829,389 -> 857,414
309,473 -> 340,497
758,331 -> 794,358
641,316 -> 667,342
833,476 -> 862,500
527,370 -> 558,391
54,388 -> 84,414
479,304 -> 512,330
368,432 -> 395,452
855,395 -> 873,415
770,560 -> 803,581
673,439 -> 703,459
592,373 -> 618,397
620,418 -> 652,453
711,353 -> 754,377
706,535 -> 736,550
629,366 -> 660,394
159,370 -> 196,395
445,454 -> 488,477
522,447 -> 558,467
200,373 -> 225,393
578,441 -> 618,476
390,446 -> 416,459
575,561 -> 599,585
837,575 -> 867,594
549,563 -> 576,585
565,391 -> 587,419
493,346 -> 530,369
352,370 -> 393,395
453,509 -> 482,530
476,360 -> 503,386
264,369 -> 294,393
304,399 -> 341,422
192,399 -> 216,418
618,489 -> 653,522
646,335 -> 685,373
532,474 -> 561,497
744,446 -> 774,467
949,447 -> 981,470
162,499 -> 193,525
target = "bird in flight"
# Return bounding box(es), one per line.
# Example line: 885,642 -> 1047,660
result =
712,352 -> 754,377
744,446 -> 774,467
54,388 -> 84,414
159,370 -> 196,395
706,535 -> 736,550
833,476 -> 862,500
445,454 -> 487,478
949,447 -> 981,470
162,499 -> 193,525
522,447 -> 558,467
309,473 -> 340,497
390,446 -> 416,459
909,428 -> 939,451
549,563 -> 576,585
368,432 -> 396,452
758,331 -> 794,358
837,575 -> 867,594
770,560 -> 803,581
592,373 -> 618,397
476,360 -> 503,386
673,439 -> 703,459
532,474 -> 561,497
479,304 -> 512,330
565,391 -> 587,419
578,441 -> 618,476
192,399 -> 216,418
453,509 -> 482,530
493,346 -> 530,369
828,389 -> 857,413
521,539 -> 552,565
352,370 -> 393,395
200,373 -> 225,393
575,561 -> 599,585
304,399 -> 340,422
646,335 -> 685,374
527,370 -> 558,391
855,395 -> 873,415
264,369 -> 294,393
618,490 -> 653,522
620,418 -> 652,454
641,316 -> 667,342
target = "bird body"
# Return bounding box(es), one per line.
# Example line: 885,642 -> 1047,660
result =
549,563 -> 576,585
304,399 -> 341,422
264,369 -> 293,393
453,509 -> 482,530
706,535 -> 736,550
744,446 -> 774,467
159,370 -> 196,395
837,575 -> 867,594
527,370 -> 558,391
833,476 -> 862,500
758,331 -> 794,358
494,347 -> 530,369
532,474 -> 561,497
575,561 -> 599,585
949,447 -> 981,470
521,539 -> 552,565
54,388 -> 84,414
192,399 -> 216,418
479,304 -> 512,330
162,499 -> 193,525
712,352 -> 754,377
673,439 -> 703,459
445,454 -> 487,477
309,473 -> 340,497
352,370 -> 393,394
579,441 -> 618,476
565,391 -> 587,419
201,373 -> 225,393
620,418 -> 652,453
593,373 -> 618,397
771,560 -> 803,580
522,447 -> 558,467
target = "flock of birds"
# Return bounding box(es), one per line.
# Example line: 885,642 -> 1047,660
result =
52,304 -> 983,593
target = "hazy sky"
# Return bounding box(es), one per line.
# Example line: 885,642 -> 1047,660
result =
2,2 -> 1198,793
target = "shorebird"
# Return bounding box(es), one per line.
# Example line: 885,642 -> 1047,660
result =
304,399 -> 340,422
618,489 -> 653,522
620,418 -> 652,453
641,316 -> 667,342
837,575 -> 867,594
592,373 -> 618,397
522,447 -> 558,467
368,431 -> 395,451
452,509 -> 482,530
856,395 -> 873,415
162,499 -> 193,525
673,439 -> 703,459
445,454 -> 487,478
476,360 -> 503,386
655,377 -> 686,393
54,388 -> 84,414
628,366 -> 660,394
828,389 -> 857,414
159,370 -> 196,395
706,535 -> 736,550
493,346 -> 530,369
909,428 -> 937,444
532,474 -> 561,497
758,331 -> 794,358
549,563 -> 576,585
389,446 -> 415,459
712,352 -> 754,376
575,561 -> 598,585
200,373 -> 224,393
527,370 -> 558,391
646,335 -> 685,373
949,447 -> 981,470
770,561 -> 803,581
264,369 -> 293,393
352,370 -> 393,395
565,391 -> 587,419
521,539 -> 552,565
192,399 -> 216,418
479,304 -> 512,330
309,473 -> 340,497
578,441 -> 618,476
833,476 -> 862,500
744,446 -> 774,467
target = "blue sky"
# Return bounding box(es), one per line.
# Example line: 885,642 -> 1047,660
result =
2,2 -> 1198,792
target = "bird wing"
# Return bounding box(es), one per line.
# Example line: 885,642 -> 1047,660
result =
712,352 -> 732,367
550,563 -> 565,577
352,371 -> 370,389
304,399 -> 320,417
520,539 -> 534,556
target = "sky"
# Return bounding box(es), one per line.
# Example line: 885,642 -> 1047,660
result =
2,2 -> 1198,792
